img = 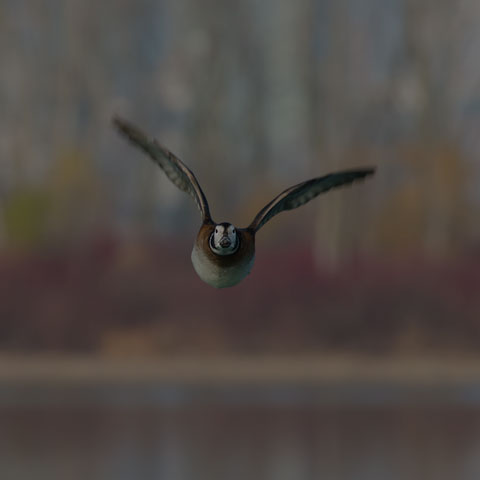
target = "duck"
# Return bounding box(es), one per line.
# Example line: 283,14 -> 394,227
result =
113,116 -> 375,288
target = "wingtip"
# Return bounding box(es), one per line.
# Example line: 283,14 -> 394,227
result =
111,114 -> 130,132
111,115 -> 149,146
353,166 -> 376,179
339,166 -> 376,179
338,166 -> 376,176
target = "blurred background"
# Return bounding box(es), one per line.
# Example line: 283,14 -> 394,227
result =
1,0 -> 480,478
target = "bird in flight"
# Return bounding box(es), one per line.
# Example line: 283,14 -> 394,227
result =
113,116 -> 375,288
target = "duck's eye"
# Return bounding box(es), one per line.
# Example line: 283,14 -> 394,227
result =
215,228 -> 218,234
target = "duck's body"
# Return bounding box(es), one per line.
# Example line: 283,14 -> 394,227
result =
191,224 -> 255,288
113,116 -> 376,288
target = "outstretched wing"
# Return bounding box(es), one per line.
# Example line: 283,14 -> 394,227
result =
113,116 -> 212,222
248,168 -> 375,232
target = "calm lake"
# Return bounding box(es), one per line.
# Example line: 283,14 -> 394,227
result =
1,380 -> 480,480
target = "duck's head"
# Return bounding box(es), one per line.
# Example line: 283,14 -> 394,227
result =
209,222 -> 239,255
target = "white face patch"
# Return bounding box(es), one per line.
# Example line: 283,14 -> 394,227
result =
211,223 -> 239,256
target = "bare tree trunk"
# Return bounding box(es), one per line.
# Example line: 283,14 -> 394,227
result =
260,0 -> 314,182
313,0 -> 350,268
403,0 -> 467,258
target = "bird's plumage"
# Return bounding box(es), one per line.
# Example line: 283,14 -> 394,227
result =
113,116 -> 375,288
113,116 -> 212,222
191,224 -> 255,288
248,169 -> 375,232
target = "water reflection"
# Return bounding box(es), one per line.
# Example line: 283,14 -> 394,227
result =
1,397 -> 480,479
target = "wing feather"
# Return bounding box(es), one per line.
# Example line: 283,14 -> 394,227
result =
113,116 -> 212,222
248,168 -> 375,232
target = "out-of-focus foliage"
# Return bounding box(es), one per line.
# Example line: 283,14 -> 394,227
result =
0,241 -> 478,355
3,189 -> 50,249
1,151 -> 105,249
0,0 -> 479,263
47,150 -> 106,244
375,143 -> 469,256
0,0 -> 479,354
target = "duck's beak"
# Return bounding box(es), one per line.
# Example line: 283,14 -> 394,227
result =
219,236 -> 231,248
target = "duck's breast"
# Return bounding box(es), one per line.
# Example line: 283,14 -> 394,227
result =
191,227 -> 255,288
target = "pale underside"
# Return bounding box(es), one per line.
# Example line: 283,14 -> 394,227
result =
191,243 -> 255,288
